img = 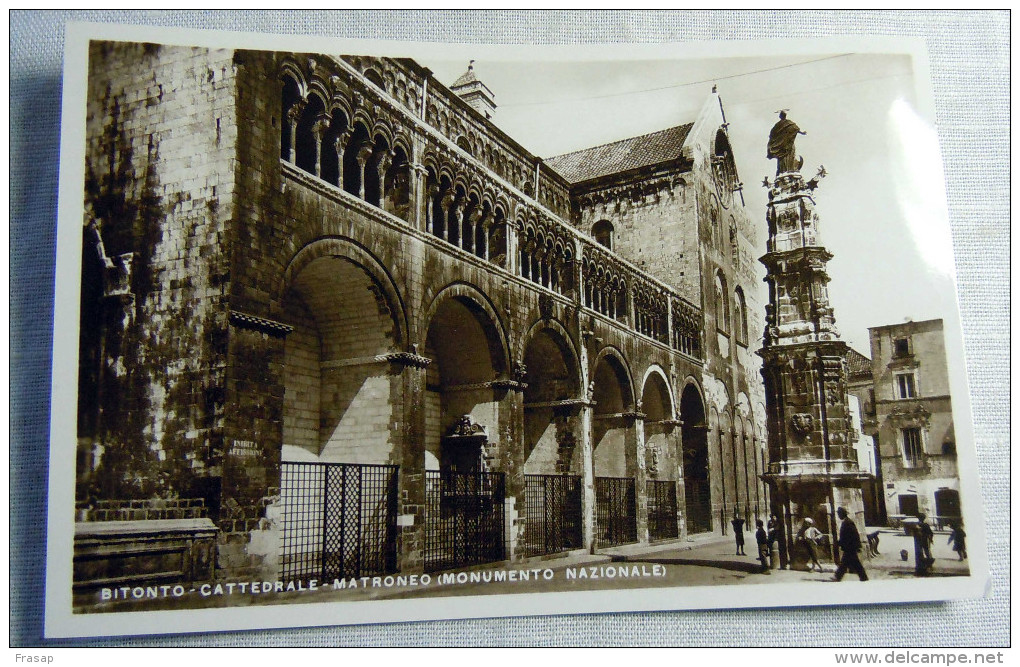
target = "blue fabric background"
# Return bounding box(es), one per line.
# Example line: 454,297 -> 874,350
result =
10,10 -> 1009,647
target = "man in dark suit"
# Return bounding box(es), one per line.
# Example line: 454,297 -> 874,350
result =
833,506 -> 869,582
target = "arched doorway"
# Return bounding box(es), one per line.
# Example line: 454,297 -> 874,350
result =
934,488 -> 961,529
422,291 -> 507,571
642,370 -> 680,541
521,324 -> 583,557
680,383 -> 711,534
592,351 -> 637,547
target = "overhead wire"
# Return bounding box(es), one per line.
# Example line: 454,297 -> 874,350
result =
499,53 -> 853,108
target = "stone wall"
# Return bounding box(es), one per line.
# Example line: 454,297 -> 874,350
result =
80,42 -> 236,506
81,46 -> 713,581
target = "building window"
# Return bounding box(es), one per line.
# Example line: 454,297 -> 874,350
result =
592,220 -> 614,250
895,372 -> 916,399
901,427 -> 923,468
898,493 -> 919,517
893,336 -> 911,358
714,271 -> 729,333
734,286 -> 748,345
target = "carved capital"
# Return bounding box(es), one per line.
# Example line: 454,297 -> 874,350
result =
333,131 -> 352,153
229,310 -> 294,338
356,143 -> 375,164
386,351 -> 432,369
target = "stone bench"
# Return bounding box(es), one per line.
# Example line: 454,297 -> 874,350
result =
73,518 -> 218,594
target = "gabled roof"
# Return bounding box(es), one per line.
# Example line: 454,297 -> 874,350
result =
846,347 -> 873,378
544,123 -> 694,184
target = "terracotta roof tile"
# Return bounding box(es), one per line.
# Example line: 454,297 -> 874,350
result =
846,347 -> 873,377
545,123 -> 693,184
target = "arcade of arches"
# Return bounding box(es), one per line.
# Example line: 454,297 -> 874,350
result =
269,56 -> 762,577
274,243 -> 740,571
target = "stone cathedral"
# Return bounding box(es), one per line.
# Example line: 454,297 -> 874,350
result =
74,42 -> 768,588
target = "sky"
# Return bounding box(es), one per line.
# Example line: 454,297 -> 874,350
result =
419,51 -> 959,355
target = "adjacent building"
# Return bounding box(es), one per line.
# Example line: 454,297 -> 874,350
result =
851,319 -> 961,528
75,42 -> 766,586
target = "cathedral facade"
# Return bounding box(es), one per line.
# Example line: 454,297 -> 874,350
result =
76,42 -> 766,583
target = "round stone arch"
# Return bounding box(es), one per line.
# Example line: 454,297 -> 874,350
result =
640,364 -> 678,486
590,345 -> 636,409
519,319 -> 583,476
391,133 -> 415,163
277,237 -> 409,466
517,318 -> 581,382
279,236 -> 408,349
639,364 -> 676,421
679,378 -> 712,534
351,108 -> 375,136
420,282 -> 511,474
369,119 -> 395,151
418,281 -> 511,378
590,345 -> 638,481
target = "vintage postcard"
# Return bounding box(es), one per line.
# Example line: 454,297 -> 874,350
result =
45,22 -> 988,638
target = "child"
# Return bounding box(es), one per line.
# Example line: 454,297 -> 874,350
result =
797,517 -> 824,572
948,522 -> 967,561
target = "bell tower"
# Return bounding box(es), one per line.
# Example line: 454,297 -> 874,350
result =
758,112 -> 869,568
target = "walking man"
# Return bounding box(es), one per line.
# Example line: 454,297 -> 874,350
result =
833,507 -> 869,582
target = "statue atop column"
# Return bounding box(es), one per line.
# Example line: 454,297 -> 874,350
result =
767,110 -> 807,175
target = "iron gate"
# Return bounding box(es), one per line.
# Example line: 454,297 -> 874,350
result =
424,470 -> 505,572
647,480 -> 679,541
594,476 -> 637,548
279,462 -> 398,581
684,479 -> 713,534
522,474 -> 583,557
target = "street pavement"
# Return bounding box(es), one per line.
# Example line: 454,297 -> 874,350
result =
84,527 -> 970,612
605,527 -> 970,582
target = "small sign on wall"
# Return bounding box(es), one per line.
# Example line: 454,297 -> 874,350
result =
229,440 -> 260,459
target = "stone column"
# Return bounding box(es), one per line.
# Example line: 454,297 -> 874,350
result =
451,198 -> 466,248
424,183 -> 438,235
480,214 -> 490,260
520,236 -> 533,281
669,422 -> 687,539
409,162 -> 428,231
356,143 -> 374,201
463,208 -> 477,253
392,352 -> 431,574
579,378 -> 595,552
439,192 -> 455,242
311,116 -> 329,179
333,131 -> 351,188
631,409 -> 649,544
496,373 -> 527,561
375,150 -> 394,212
505,218 -> 520,275
284,100 -> 305,163
469,209 -> 487,258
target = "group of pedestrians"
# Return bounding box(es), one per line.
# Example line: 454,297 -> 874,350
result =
729,511 -> 782,573
732,507 -> 868,581
730,507 -> 965,581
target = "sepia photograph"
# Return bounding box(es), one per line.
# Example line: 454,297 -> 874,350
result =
43,21 -> 989,639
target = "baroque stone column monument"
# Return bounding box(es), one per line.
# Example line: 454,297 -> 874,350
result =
758,112 -> 869,568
